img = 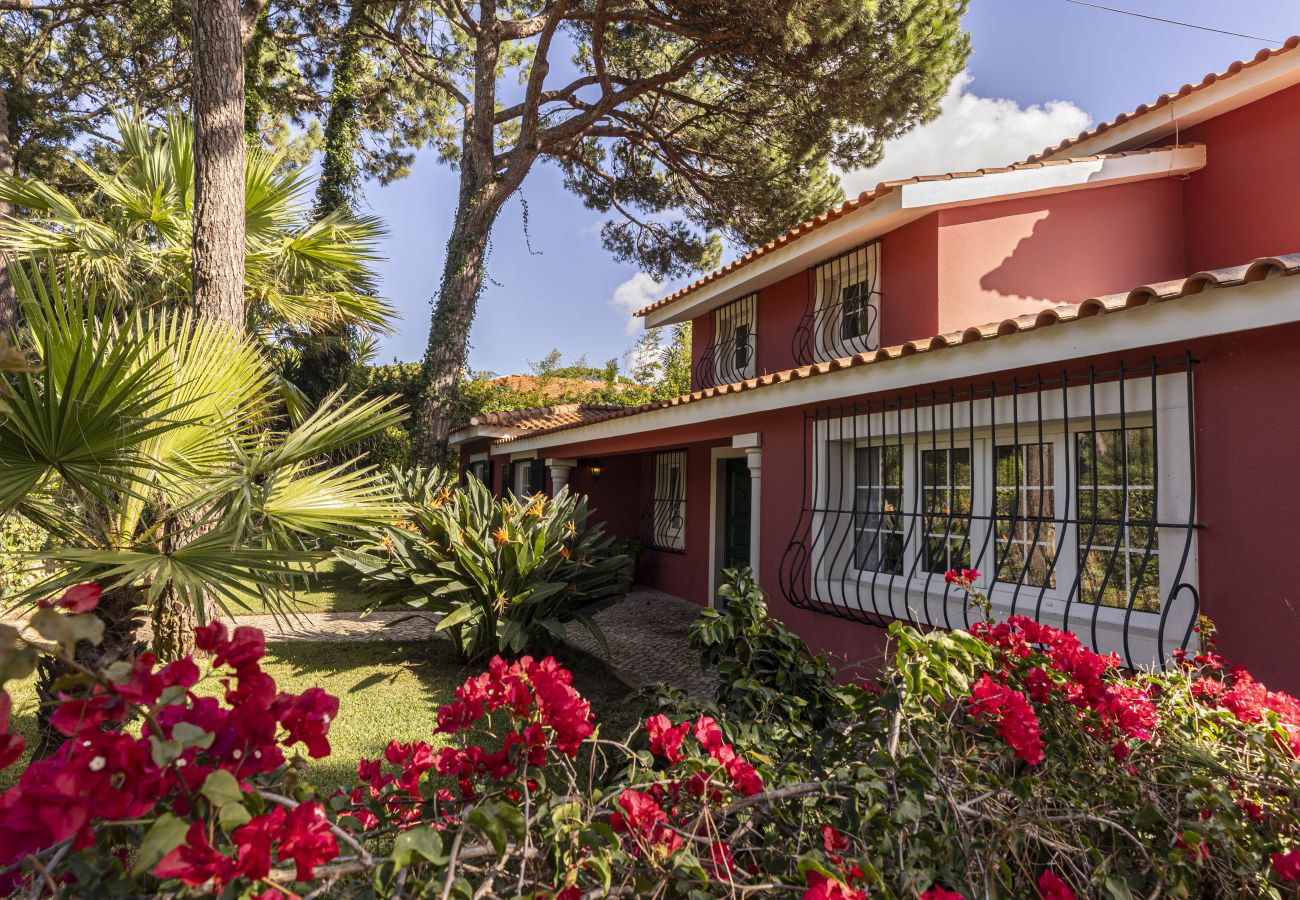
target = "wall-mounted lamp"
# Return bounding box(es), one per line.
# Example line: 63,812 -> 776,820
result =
588,459 -> 602,481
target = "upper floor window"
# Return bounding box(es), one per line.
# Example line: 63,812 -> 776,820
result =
795,240 -> 881,365
694,294 -> 757,389
784,358 -> 1201,670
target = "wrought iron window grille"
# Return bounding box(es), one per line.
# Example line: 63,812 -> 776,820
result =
640,450 -> 688,552
779,356 -> 1201,671
793,240 -> 882,366
694,294 -> 758,389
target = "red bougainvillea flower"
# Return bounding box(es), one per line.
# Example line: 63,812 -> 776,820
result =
967,673 -> 1045,765
0,693 -> 23,770
230,806 -> 286,881
694,715 -> 724,754
709,839 -> 737,879
154,821 -> 233,887
645,714 -> 690,763
944,568 -> 980,588
821,824 -> 850,855
1271,848 -> 1300,881
273,687 -> 339,759
803,870 -> 868,900
46,583 -> 102,613
278,802 -> 338,881
920,887 -> 966,900
1038,869 -> 1076,900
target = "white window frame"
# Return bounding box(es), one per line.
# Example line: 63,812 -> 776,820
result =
810,373 -> 1197,667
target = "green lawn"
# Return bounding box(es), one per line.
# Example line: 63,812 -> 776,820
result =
219,558 -> 406,616
2,638 -> 642,792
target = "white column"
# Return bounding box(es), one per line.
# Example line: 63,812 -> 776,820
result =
545,458 -> 578,495
745,447 -> 762,582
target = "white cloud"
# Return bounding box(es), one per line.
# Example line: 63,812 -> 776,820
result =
609,271 -> 664,335
837,74 -> 1092,195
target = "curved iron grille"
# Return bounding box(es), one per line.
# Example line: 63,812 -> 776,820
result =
779,356 -> 1202,671
693,294 -> 757,389
792,240 -> 881,365
639,450 -> 687,552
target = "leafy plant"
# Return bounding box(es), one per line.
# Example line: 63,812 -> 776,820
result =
0,110 -> 392,344
337,471 -> 630,661
0,261 -> 406,662
688,567 -> 852,742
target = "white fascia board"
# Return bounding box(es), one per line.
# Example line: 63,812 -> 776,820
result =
448,425 -> 517,445
496,273 -> 1300,456
1045,51 -> 1300,160
642,146 -> 1205,329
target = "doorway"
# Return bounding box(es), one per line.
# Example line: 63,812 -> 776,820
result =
720,456 -> 751,608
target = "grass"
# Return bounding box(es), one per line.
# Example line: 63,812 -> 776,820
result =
2,638 -> 643,793
218,558 -> 406,616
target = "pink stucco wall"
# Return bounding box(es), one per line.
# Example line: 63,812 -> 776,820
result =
1174,81 -> 1300,272
934,179 -> 1187,332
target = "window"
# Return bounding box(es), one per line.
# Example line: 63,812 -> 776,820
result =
512,459 -> 544,497
853,446 -> 903,574
788,360 -> 1200,669
922,447 -> 972,574
1076,427 -> 1159,612
995,443 -> 1057,588
800,241 -> 881,363
650,450 -> 687,551
710,295 -> 757,385
467,459 -> 491,485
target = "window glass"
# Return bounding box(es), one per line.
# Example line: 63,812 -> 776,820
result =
839,280 -> 873,341
994,443 -> 1057,588
1076,427 -> 1159,611
652,451 -> 687,551
921,447 -> 971,574
853,446 -> 904,574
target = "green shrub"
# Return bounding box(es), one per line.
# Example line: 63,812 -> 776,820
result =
0,513 -> 49,600
338,468 -> 631,660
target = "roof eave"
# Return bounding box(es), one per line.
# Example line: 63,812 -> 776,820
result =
641,145 -> 1206,328
1040,40 -> 1300,161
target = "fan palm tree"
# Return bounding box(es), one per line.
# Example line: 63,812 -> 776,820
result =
0,110 -> 393,346
0,261 -> 407,670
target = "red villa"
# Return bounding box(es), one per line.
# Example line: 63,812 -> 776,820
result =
453,39 -> 1300,691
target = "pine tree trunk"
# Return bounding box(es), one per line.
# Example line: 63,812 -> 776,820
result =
0,86 -> 18,334
192,0 -> 247,328
416,198 -> 494,466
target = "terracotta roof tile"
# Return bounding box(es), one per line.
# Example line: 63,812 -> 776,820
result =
633,145 -> 1201,319
457,403 -> 627,433
1027,35 -> 1300,162
498,253 -> 1300,445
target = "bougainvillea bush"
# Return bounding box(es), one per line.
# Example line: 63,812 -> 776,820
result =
2,573 -> 1300,898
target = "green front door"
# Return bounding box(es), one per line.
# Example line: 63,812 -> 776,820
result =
722,457 -> 752,577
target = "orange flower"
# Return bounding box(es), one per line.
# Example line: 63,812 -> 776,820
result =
560,546 -> 572,560
492,527 -> 510,546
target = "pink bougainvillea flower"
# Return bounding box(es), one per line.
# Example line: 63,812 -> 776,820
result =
1271,848 -> 1300,881
0,693 -> 26,770
645,714 -> 690,763
56,583 -> 102,613
821,824 -> 850,855
273,687 -> 338,759
1038,869 -> 1076,900
694,715 -> 724,754
920,887 -> 966,900
803,870 -> 868,900
277,802 -> 338,882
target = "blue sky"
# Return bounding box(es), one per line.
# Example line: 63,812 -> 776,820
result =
362,0 -> 1299,374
